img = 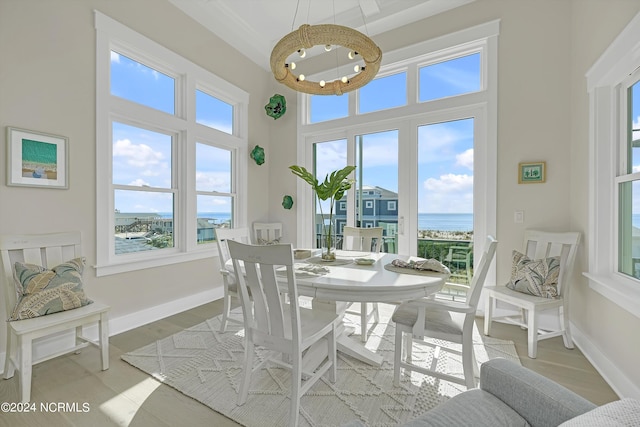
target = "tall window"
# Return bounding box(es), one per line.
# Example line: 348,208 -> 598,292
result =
298,21 -> 498,269
585,11 -> 640,317
95,11 -> 248,276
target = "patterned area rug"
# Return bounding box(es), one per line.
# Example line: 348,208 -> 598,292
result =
122,304 -> 520,426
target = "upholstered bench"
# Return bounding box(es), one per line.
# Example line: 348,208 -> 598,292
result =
343,358 -> 640,427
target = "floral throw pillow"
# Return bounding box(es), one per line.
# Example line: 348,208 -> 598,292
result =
10,257 -> 93,321
257,237 -> 282,245
505,250 -> 561,299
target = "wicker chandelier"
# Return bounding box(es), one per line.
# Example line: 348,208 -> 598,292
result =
270,23 -> 382,96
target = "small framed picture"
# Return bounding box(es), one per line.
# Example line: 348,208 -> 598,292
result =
518,161 -> 546,184
6,127 -> 69,189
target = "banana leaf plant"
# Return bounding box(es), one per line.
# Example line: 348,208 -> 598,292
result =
290,164 -> 356,260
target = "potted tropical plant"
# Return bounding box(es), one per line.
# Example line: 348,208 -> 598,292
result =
290,164 -> 356,260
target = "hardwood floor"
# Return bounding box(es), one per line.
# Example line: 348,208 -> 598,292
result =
0,301 -> 619,427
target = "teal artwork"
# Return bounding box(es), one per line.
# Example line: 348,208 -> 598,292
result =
282,195 -> 294,209
250,145 -> 265,165
264,94 -> 286,119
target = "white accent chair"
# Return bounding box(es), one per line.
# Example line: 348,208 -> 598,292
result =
215,227 -> 252,332
484,230 -> 581,359
392,236 -> 497,389
342,226 -> 383,342
253,222 -> 283,245
0,232 -> 110,403
228,240 -> 337,427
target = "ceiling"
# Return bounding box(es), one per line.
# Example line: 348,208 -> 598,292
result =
168,0 -> 475,71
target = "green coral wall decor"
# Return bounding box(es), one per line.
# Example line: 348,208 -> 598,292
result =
250,145 -> 265,165
282,195 -> 294,210
265,94 -> 286,119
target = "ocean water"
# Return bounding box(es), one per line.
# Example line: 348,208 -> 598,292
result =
190,212 -> 473,232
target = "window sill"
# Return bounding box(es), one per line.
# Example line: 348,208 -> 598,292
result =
95,247 -> 217,277
583,272 -> 640,319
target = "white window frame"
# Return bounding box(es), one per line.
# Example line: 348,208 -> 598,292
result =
94,11 -> 248,276
584,11 -> 640,318
365,200 -> 373,209
294,20 -> 498,260
388,201 -> 397,211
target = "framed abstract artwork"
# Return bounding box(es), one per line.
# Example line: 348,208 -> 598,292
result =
518,161 -> 546,184
6,127 -> 69,189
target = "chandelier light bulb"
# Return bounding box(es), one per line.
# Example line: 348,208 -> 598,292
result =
319,80 -> 326,87
298,49 -> 306,58
341,76 -> 348,83
298,74 -> 305,81
348,51 -> 358,60
290,62 -> 296,70
325,44 -> 332,52
354,65 -> 361,72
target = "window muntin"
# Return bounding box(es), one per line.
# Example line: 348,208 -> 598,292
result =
110,51 -> 175,115
630,80 -> 640,172
196,89 -> 233,134
358,72 -> 407,114
419,52 -> 481,102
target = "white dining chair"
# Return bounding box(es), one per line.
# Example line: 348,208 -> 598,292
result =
484,230 -> 580,358
228,240 -> 338,427
253,222 -> 283,245
392,235 -> 497,389
215,227 -> 252,332
342,226 -> 384,342
0,231 -> 110,403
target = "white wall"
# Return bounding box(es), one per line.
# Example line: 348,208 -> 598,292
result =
2,0 -> 640,398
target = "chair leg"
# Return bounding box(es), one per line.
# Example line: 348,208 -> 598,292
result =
18,335 -> 32,403
4,329 -> 16,380
393,328 -> 403,386
372,303 -> 380,323
462,334 -> 476,389
75,326 -> 83,354
289,353 -> 303,427
483,295 -> 493,336
527,310 -> 538,359
100,312 -> 110,371
560,306 -> 574,350
237,340 -> 254,406
220,292 -> 231,333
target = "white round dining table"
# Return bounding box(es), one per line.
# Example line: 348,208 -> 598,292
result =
225,250 -> 449,366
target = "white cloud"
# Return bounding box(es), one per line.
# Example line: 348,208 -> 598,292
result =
113,139 -> 166,170
422,173 -> 473,213
128,178 -> 150,187
195,172 -> 230,192
456,148 -> 474,171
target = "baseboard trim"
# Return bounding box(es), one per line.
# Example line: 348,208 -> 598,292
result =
570,321 -> 640,400
109,288 -> 223,336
